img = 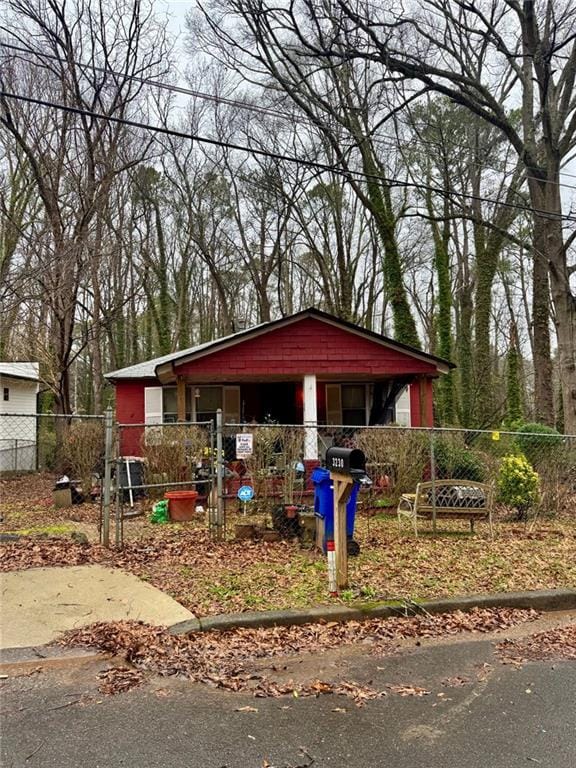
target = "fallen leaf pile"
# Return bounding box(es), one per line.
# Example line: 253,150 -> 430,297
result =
0,538 -> 101,570
97,667 -> 145,695
0,473 -> 100,527
59,607 -> 539,702
496,623 -> 576,664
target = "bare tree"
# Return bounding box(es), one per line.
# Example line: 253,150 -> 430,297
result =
328,0 -> 576,430
190,0 -> 421,346
0,0 -> 169,413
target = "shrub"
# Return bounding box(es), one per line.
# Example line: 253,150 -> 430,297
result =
140,425 -> 209,483
355,428 -> 429,500
242,425 -> 284,506
513,423 -> 562,468
497,453 -> 540,519
433,439 -> 485,481
61,420 -> 105,493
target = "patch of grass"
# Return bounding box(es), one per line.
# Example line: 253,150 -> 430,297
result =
5,523 -> 76,536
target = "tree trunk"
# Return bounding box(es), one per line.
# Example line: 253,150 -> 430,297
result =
528,175 -> 557,428
546,220 -> 576,434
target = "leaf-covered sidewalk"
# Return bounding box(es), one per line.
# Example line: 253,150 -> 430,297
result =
1,517 -> 575,616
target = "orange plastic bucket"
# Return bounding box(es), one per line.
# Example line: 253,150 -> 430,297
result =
164,490 -> 198,521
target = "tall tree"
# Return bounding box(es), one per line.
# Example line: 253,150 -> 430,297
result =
329,0 -> 576,430
190,1 -> 421,346
0,0 -> 168,413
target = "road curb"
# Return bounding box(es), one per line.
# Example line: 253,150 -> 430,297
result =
169,588 -> 576,635
0,645 -> 116,675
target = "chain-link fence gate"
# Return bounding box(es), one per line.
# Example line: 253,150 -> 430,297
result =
112,419 -> 215,546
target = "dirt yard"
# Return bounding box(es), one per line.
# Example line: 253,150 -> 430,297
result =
1,472 -> 575,617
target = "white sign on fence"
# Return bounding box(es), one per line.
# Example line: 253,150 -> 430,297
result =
235,432 -> 253,459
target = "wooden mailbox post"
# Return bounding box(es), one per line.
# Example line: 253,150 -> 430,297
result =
325,447 -> 366,592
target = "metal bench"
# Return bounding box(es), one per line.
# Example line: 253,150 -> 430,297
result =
397,479 -> 494,537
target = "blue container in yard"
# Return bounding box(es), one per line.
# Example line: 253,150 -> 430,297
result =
312,466 -> 360,554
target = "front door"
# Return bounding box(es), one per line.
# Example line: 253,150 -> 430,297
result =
259,383 -> 297,423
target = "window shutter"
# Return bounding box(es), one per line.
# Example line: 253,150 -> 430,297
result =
325,384 -> 342,425
394,386 -> 411,426
144,387 -> 163,424
223,386 -> 241,424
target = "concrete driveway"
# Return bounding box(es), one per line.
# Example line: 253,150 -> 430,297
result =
0,565 -> 193,649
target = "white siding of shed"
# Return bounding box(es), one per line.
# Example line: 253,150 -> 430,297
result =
0,376 -> 39,471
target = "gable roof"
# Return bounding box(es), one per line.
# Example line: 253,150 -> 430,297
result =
0,362 -> 40,382
106,308 -> 454,381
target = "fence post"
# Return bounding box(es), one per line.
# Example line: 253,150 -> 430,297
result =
115,457 -> 123,547
430,426 -> 437,535
14,439 -> 18,471
207,421 -> 216,538
215,408 -> 224,541
101,407 -> 113,548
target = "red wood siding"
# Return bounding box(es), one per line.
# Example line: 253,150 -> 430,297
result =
409,381 -> 422,427
115,379 -> 155,455
175,317 -> 438,378
409,378 -> 434,428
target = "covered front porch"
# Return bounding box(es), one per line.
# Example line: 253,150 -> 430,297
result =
148,374 -> 434,431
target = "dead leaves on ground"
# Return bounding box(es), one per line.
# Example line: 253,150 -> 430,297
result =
387,684 -> 430,697
97,667 -> 145,695
496,624 -> 576,665
2,515 -> 576,617
0,538 -> 100,570
59,607 -> 539,704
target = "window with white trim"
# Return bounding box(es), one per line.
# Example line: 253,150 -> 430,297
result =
194,386 -> 222,423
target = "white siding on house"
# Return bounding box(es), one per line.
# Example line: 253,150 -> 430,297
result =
0,373 -> 39,471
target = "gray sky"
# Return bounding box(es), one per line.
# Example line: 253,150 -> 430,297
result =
153,0 -> 576,222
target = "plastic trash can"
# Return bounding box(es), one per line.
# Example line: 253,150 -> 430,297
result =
312,467 -> 360,554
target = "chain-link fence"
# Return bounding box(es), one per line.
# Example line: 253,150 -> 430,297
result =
0,412 -> 108,543
221,422 -> 576,522
0,411 -> 106,480
2,410 -> 574,547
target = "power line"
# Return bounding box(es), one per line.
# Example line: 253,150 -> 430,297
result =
1,88 -> 575,222
3,40 -> 576,189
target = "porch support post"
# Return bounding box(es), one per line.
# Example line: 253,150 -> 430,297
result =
303,374 -> 318,460
177,376 -> 186,422
424,378 -> 434,427
409,379 -> 422,427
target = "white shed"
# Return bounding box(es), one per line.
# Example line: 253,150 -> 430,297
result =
0,362 -> 40,471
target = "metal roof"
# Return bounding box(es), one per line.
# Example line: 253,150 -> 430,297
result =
105,325 -> 268,380
0,362 -> 40,382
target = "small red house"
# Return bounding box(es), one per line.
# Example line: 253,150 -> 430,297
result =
106,308 -> 452,456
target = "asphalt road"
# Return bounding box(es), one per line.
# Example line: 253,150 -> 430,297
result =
1,631 -> 575,768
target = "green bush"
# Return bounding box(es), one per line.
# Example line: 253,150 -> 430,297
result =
513,423 -> 562,467
497,453 -> 540,519
434,439 -> 485,481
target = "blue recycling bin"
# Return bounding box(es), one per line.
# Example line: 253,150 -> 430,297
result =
312,467 -> 360,553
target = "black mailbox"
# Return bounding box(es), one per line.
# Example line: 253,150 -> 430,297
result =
326,447 -> 366,477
